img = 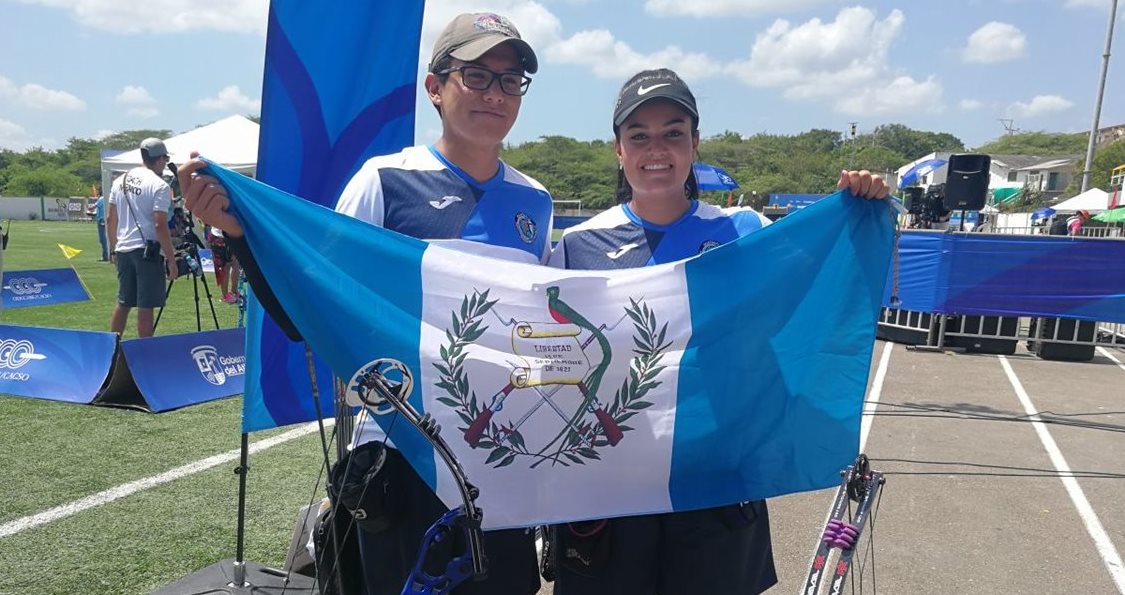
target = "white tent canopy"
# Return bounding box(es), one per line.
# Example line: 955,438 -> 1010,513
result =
1052,188 -> 1110,213
100,115 -> 259,194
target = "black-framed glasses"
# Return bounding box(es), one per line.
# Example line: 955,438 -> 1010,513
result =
437,65 -> 532,97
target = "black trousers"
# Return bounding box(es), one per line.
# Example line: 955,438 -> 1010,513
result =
354,448 -> 540,595
553,501 -> 777,595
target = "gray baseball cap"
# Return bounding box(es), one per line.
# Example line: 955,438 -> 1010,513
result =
429,13 -> 538,74
138,137 -> 169,159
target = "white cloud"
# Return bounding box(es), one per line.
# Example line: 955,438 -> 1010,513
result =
17,0 -> 268,34
0,118 -> 31,151
196,85 -> 261,111
963,22 -> 1027,64
92,129 -> 116,140
1006,95 -> 1074,118
128,106 -> 161,119
725,7 -> 926,114
115,85 -> 156,105
960,99 -> 983,111
420,2 -> 724,82
0,118 -> 58,151
0,75 -> 85,111
422,1 -> 564,63
547,29 -> 723,80
115,83 -> 161,118
835,76 -> 944,116
644,0 -> 839,18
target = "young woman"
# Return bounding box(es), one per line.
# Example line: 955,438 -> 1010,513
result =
548,68 -> 888,594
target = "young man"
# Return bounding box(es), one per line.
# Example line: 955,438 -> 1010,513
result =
107,138 -> 178,337
179,12 -> 550,595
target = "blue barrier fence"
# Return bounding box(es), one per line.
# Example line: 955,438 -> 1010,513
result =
2,268 -> 91,309
885,231 -> 1125,323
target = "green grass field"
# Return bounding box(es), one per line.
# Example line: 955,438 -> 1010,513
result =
0,221 -> 329,595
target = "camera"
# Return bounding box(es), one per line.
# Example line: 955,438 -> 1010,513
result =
907,183 -> 951,229
173,239 -> 204,276
142,240 -> 162,262
175,254 -> 201,277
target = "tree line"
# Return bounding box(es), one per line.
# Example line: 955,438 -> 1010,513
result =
2,122 -> 1121,212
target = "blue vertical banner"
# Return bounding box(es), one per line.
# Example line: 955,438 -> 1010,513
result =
244,0 -> 425,431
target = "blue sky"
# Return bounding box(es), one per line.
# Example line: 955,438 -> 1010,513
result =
0,0 -> 1121,156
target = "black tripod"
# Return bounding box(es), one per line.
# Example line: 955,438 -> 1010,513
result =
153,233 -> 221,334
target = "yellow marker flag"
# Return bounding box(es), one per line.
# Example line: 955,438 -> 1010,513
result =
58,244 -> 82,259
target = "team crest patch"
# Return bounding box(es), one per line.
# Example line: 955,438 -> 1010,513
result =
435,287 -> 671,469
514,212 -> 537,244
474,13 -> 516,37
699,240 -> 722,254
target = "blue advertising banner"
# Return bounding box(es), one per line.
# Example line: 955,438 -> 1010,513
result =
243,0 -> 424,432
118,328 -> 246,412
2,268 -> 91,309
885,231 -> 1125,323
0,324 -> 116,404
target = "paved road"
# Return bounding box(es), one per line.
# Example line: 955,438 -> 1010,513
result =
537,340 -> 1125,594
766,341 -> 1125,594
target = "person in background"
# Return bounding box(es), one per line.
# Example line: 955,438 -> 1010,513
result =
205,225 -> 241,303
93,190 -> 109,261
177,12 -> 549,595
548,67 -> 889,595
1067,209 -> 1090,236
106,138 -> 177,338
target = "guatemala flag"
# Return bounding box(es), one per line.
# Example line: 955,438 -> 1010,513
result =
203,162 -> 894,529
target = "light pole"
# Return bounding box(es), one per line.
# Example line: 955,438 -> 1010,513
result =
848,122 -> 858,169
1080,0 -> 1118,193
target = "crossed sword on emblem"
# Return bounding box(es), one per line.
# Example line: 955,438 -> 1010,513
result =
463,310 -> 632,451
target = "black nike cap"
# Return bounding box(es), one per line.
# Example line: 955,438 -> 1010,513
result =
612,68 -> 699,130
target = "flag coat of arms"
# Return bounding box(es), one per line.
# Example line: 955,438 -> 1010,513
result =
205,162 -> 894,529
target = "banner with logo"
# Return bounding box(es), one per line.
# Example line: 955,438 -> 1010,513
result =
0,324 -> 117,404
206,162 -> 894,529
197,248 -> 215,274
242,0 -> 424,432
887,231 -> 1125,323
2,268 -> 92,309
116,328 -> 246,413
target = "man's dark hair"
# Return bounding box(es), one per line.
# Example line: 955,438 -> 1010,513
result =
429,56 -> 454,117
140,150 -> 163,168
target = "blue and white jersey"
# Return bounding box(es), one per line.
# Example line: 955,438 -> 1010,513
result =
550,200 -> 771,270
337,145 -> 554,264
341,145 -> 553,448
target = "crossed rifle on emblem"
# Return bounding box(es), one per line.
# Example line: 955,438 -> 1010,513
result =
464,307 -> 633,458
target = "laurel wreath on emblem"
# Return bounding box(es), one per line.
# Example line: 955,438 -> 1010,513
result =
435,291 -> 670,469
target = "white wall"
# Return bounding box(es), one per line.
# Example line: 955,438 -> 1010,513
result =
0,197 -> 88,221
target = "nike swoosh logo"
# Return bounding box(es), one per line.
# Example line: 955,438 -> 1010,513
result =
429,196 -> 463,210
606,243 -> 640,259
637,83 -> 670,96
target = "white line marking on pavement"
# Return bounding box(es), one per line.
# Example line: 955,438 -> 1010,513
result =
998,355 -> 1125,593
0,422 -> 326,539
860,341 -> 893,453
1097,347 -> 1125,373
